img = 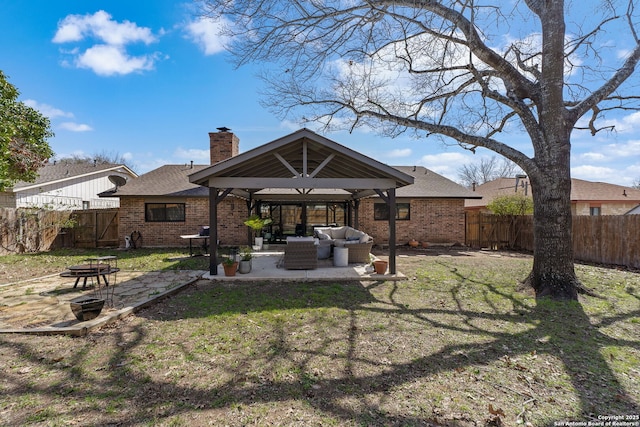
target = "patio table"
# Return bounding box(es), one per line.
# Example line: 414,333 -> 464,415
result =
180,234 -> 210,256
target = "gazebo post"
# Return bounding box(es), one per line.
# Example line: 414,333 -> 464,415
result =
246,195 -> 253,246
353,200 -> 360,229
209,187 -> 219,276
388,188 -> 397,275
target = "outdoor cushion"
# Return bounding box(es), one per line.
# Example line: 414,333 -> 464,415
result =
314,226 -> 372,247
344,227 -> 365,240
316,231 -> 331,240
317,241 -> 331,259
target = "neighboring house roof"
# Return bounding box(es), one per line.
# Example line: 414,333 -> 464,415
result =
570,178 -> 640,201
9,161 -> 137,192
393,166 -> 480,199
114,164 -> 209,197
465,177 -> 640,208
626,205 -> 640,215
465,177 -> 529,208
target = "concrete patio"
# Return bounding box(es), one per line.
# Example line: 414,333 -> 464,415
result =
203,251 -> 404,281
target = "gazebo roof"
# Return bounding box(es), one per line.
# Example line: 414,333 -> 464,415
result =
188,128 -> 414,199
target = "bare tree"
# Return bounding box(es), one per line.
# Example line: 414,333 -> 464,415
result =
57,150 -> 136,172
201,0 -> 640,301
458,156 -> 520,187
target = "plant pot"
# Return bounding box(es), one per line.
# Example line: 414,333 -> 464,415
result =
373,260 -> 388,275
223,262 -> 238,276
70,297 -> 105,321
421,241 -> 429,248
238,259 -> 252,274
254,237 -> 264,250
408,239 -> 419,248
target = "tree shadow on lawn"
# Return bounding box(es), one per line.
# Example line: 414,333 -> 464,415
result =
1,275 -> 638,426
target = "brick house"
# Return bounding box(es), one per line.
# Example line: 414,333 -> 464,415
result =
465,177 -> 640,215
113,128 -> 479,252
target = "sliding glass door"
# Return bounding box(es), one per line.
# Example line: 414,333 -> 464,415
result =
260,202 -> 348,242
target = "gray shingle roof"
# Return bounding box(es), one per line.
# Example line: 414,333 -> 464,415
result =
12,161 -> 136,190
115,164 -> 209,197
465,177 -> 640,208
393,166 -> 481,199
116,164 -> 478,199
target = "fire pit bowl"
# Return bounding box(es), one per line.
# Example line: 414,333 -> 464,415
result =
70,297 -> 105,321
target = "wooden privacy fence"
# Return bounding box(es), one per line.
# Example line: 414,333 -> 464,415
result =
466,212 -> 640,269
0,208 -> 73,255
0,208 -> 120,255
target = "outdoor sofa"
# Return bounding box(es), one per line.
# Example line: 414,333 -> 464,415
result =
313,226 -> 374,263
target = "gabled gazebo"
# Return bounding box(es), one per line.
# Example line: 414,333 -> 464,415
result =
189,128 -> 414,276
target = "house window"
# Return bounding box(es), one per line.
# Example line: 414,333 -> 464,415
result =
145,203 -> 186,222
82,201 -> 90,210
590,206 -> 601,216
374,203 -> 411,220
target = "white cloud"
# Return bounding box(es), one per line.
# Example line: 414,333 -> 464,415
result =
602,139 -> 640,157
578,152 -> 606,162
184,17 -> 228,55
53,10 -> 156,45
58,122 -> 93,132
417,151 -> 474,180
23,99 -> 74,119
76,44 -> 157,76
135,156 -> 174,174
22,100 -> 92,132
580,111 -> 640,135
570,165 -> 638,187
53,10 -> 161,76
387,148 -> 412,158
174,147 -> 210,163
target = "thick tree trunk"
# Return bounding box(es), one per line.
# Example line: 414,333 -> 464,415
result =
522,0 -> 579,301
527,139 -> 579,301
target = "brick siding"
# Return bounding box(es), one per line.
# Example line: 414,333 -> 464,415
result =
358,198 -> 466,245
118,197 -> 466,248
118,196 -> 251,248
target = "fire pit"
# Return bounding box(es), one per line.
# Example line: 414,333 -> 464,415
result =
69,297 -> 105,321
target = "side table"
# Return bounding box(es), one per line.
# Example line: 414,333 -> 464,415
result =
333,246 -> 349,267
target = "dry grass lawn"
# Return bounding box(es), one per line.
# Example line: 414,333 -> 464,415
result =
0,247 -> 638,426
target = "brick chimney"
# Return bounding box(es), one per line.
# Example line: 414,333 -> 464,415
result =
209,127 -> 239,164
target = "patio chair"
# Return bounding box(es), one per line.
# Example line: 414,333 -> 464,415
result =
345,240 -> 374,263
283,238 -> 318,269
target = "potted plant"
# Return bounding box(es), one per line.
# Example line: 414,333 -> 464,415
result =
373,259 -> 388,275
244,214 -> 273,249
238,246 -> 253,274
222,257 -> 238,276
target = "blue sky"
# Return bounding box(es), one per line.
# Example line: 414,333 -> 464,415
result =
2,1 -> 639,186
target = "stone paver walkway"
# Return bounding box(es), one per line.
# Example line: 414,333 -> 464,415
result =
0,270 -> 204,335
